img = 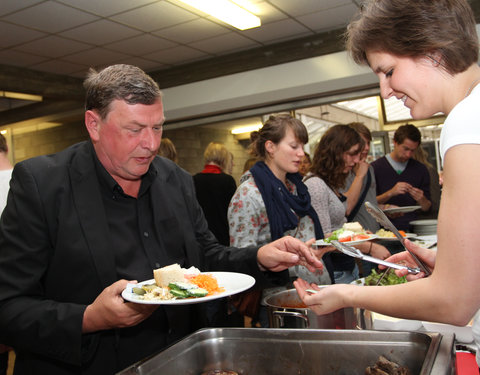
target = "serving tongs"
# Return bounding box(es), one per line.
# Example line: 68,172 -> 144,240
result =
365,201 -> 431,276
330,240 -> 421,275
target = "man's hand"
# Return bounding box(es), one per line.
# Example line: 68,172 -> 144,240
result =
257,236 -> 324,273
391,182 -> 413,196
82,280 -> 158,333
377,182 -> 412,204
409,187 -> 431,211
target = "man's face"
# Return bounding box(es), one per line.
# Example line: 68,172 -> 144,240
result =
392,138 -> 419,163
87,98 -> 164,184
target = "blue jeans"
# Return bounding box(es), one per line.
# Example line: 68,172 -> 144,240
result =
333,265 -> 359,284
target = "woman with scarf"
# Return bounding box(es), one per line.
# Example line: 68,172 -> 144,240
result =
228,114 -> 333,327
305,125 -> 391,284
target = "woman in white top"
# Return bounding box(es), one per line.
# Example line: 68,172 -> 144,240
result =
294,0 -> 480,364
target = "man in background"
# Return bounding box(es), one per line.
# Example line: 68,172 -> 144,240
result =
372,124 -> 431,231
0,134 -> 13,375
0,134 -> 13,213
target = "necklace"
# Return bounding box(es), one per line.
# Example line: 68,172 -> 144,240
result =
465,77 -> 480,98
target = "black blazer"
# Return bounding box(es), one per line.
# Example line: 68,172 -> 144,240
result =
0,141 -> 287,374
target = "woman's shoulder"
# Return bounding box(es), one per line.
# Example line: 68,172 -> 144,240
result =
304,174 -> 327,188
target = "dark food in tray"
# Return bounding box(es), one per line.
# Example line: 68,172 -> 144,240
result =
365,355 -> 412,375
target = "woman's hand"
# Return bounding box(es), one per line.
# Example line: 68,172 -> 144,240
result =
380,239 -> 436,280
294,278 -> 352,315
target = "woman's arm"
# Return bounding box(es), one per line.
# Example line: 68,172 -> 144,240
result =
343,161 -> 369,215
228,182 -> 268,247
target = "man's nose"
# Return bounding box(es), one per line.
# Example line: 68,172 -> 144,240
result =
142,128 -> 161,150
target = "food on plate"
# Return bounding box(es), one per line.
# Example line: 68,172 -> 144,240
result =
324,222 -> 371,243
363,269 -> 406,286
376,228 -> 407,238
154,263 -> 188,287
133,264 -> 224,301
365,355 -> 412,375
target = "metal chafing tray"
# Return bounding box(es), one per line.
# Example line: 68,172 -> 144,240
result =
117,328 -> 455,375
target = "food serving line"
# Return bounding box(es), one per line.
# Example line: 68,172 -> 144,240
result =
119,206 -> 475,375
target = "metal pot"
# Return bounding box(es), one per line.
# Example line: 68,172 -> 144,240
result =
264,288 -> 373,329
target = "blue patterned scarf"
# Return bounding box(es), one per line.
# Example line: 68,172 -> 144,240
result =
250,161 -> 333,282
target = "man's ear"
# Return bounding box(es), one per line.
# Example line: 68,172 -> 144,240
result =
85,110 -> 100,142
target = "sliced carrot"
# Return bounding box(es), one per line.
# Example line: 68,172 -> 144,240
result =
353,234 -> 371,241
399,230 -> 406,237
190,274 -> 225,295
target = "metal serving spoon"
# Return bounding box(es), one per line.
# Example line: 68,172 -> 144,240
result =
365,202 -> 431,276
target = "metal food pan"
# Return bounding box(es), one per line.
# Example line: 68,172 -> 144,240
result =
117,328 -> 455,375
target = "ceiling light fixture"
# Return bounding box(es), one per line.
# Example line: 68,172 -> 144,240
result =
1,91 -> 42,102
178,0 -> 261,30
231,124 -> 262,134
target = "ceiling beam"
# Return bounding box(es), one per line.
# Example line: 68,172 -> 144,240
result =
0,100 -> 84,127
0,65 -> 84,99
151,28 -> 346,88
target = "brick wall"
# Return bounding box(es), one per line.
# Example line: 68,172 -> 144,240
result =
11,122 -> 88,162
163,126 -> 251,184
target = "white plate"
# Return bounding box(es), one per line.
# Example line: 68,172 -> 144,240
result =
376,233 -> 417,241
122,272 -> 255,305
383,205 -> 421,214
315,234 -> 378,247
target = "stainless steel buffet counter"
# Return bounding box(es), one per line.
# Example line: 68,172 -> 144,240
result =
117,328 -> 455,375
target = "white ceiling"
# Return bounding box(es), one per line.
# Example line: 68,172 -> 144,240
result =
0,0 -> 360,78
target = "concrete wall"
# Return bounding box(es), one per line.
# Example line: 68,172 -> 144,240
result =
10,121 -> 249,185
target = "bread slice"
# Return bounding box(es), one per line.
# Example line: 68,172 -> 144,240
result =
154,264 -> 187,287
343,222 -> 364,233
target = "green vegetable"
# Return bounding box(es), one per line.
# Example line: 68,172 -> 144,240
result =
168,282 -> 208,298
169,282 -> 196,290
187,288 -> 208,297
132,287 -> 146,295
324,229 -> 343,243
364,269 -> 407,286
170,289 -> 189,298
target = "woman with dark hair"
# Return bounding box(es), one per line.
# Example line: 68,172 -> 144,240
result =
305,125 -> 390,283
228,114 -> 333,326
294,0 -> 480,365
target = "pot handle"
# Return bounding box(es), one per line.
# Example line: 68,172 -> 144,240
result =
272,310 -> 309,328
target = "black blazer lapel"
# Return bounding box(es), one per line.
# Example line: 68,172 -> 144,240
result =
70,143 -> 117,289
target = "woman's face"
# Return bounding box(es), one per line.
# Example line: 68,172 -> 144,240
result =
298,154 -> 311,176
266,127 -> 305,177
342,143 -> 361,173
366,50 -> 443,119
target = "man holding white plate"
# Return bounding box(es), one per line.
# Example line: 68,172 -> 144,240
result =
372,124 -> 432,231
0,64 -> 325,375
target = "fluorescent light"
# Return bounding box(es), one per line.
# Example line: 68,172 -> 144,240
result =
1,91 -> 42,102
231,124 -> 262,134
178,0 -> 261,30
0,130 -> 7,135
